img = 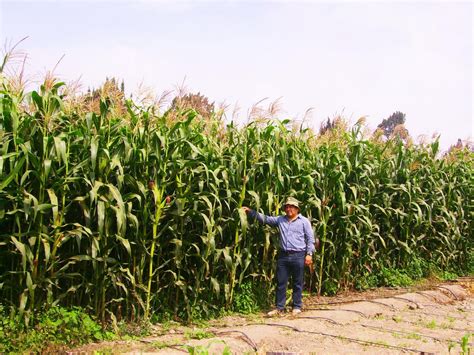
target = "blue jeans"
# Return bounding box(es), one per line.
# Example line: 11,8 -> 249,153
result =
276,251 -> 305,310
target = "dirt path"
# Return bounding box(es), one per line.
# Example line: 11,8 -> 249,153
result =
71,278 -> 473,354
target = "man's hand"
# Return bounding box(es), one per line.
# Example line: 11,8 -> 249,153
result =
315,238 -> 320,250
242,206 -> 251,214
304,255 -> 312,266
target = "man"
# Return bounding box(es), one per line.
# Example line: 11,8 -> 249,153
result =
242,197 -> 316,316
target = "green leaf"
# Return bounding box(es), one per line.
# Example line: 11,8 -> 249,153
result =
210,277 -> 220,295
238,208 -> 248,237
0,156 -> 25,190
11,236 -> 28,271
47,188 -> 60,226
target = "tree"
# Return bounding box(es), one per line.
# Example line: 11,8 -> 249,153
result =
377,111 -> 406,138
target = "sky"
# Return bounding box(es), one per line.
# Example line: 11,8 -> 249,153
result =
0,0 -> 472,150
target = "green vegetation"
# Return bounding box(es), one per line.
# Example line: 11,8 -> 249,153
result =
461,333 -> 472,355
354,257 -> 468,290
0,305 -> 114,352
232,281 -> 263,314
0,48 -> 473,351
185,341 -> 231,355
151,339 -> 183,350
414,318 -> 438,329
404,333 -> 422,340
185,329 -> 214,340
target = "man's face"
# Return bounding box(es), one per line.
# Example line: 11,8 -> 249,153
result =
284,204 -> 299,219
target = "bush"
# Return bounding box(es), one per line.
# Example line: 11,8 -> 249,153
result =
354,271 -> 379,291
405,258 -> 427,280
378,267 -> 413,287
232,282 -> 262,314
322,279 -> 339,296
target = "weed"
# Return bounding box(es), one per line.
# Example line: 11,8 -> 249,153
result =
406,333 -> 422,340
115,319 -> 151,338
354,271 -> 378,290
151,339 -> 183,350
92,348 -> 116,355
448,341 -> 457,353
372,339 -> 389,346
461,333 -> 472,355
440,316 -> 457,329
441,271 -> 459,281
378,267 -> 413,287
232,282 -> 262,314
392,332 -> 403,339
322,279 -> 339,296
185,329 -> 214,340
424,320 -> 437,329
185,340 -> 229,355
193,319 -> 210,329
160,320 -> 181,331
0,305 -> 115,353
405,257 -> 427,280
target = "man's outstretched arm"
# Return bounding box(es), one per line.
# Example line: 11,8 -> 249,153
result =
242,206 -> 279,227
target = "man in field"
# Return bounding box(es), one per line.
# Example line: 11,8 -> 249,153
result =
242,197 -> 316,316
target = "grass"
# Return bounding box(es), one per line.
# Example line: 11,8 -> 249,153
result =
185,341 -> 231,355
185,329 -> 215,340
92,349 -> 116,355
405,333 -> 422,341
150,339 -> 184,350
372,339 -> 390,347
159,320 -> 181,333
417,319 -> 437,329
441,322 -> 454,329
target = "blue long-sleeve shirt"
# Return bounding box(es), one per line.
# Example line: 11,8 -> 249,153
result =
249,210 -> 316,255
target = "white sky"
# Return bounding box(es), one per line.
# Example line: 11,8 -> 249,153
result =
1,0 -> 472,150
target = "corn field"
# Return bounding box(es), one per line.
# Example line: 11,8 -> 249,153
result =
0,73 -> 473,323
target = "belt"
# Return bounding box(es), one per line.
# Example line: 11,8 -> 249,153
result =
279,250 -> 305,255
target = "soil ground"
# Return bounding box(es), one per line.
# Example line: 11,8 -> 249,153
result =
70,277 -> 473,354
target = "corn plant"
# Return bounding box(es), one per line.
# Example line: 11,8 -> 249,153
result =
0,63 -> 472,324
